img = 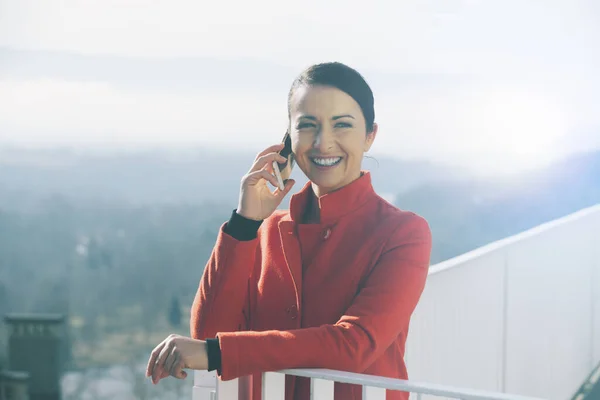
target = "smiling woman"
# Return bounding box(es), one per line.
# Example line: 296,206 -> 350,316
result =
146,62 -> 432,400
286,66 -> 378,198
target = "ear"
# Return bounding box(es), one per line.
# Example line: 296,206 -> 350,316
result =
364,123 -> 378,152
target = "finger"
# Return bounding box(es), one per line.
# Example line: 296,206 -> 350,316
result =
175,368 -> 188,380
263,159 -> 274,174
274,179 -> 295,199
246,169 -> 280,189
254,143 -> 284,161
171,355 -> 187,379
154,368 -> 170,384
146,342 -> 166,377
152,341 -> 173,384
164,348 -> 179,377
152,363 -> 168,385
249,152 -> 287,173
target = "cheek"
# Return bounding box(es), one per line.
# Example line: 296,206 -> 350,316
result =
340,134 -> 368,156
291,134 -> 312,156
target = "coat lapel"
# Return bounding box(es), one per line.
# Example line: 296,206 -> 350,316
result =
278,220 -> 302,310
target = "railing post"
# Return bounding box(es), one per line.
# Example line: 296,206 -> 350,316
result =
217,377 -> 239,400
262,372 -> 285,400
193,370 -> 217,400
310,378 -> 334,400
362,385 -> 386,400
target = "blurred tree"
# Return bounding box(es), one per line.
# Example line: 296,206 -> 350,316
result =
0,280 -> 8,316
168,295 -> 182,328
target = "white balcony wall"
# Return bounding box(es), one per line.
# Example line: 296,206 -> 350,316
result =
406,204 -> 600,400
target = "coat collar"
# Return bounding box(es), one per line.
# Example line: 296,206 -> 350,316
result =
288,171 -> 376,224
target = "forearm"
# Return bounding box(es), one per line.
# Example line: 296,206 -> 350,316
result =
216,323 -> 375,380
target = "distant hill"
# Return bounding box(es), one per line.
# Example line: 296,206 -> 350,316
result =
1,146 -> 598,264
396,149 -> 600,263
0,147 -> 464,210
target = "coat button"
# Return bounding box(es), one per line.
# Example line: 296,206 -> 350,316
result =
323,228 -> 331,240
287,304 -> 298,320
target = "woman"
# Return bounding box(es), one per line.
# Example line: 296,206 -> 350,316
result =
146,62 -> 432,400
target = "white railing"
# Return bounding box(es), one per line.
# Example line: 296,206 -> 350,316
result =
193,203 -> 600,400
193,369 -> 547,400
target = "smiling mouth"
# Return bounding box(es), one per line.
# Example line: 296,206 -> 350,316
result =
311,157 -> 342,167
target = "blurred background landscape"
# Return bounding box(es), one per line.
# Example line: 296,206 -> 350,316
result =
0,1 -> 599,399
0,143 -> 598,399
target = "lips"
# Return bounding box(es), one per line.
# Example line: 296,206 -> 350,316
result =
311,157 -> 342,167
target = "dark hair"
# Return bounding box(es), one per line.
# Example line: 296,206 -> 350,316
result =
287,62 -> 375,133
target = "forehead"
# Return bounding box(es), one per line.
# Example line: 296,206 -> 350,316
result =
289,85 -> 362,118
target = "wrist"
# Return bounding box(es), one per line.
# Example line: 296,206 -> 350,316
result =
191,340 -> 209,370
224,209 -> 263,241
235,208 -> 261,221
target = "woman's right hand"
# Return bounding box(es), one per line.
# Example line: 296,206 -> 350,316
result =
237,143 -> 296,221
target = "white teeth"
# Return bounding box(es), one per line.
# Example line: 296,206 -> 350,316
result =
312,157 -> 342,166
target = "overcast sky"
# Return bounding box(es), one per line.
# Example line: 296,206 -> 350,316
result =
0,0 -> 598,174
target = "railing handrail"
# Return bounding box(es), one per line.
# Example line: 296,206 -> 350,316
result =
428,203 -> 600,276
196,369 -> 549,400
277,369 -> 548,400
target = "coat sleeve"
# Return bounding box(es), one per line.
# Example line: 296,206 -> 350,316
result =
190,223 -> 259,340
215,215 -> 432,380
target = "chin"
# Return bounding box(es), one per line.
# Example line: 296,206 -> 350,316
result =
300,160 -> 357,194
307,173 -> 346,194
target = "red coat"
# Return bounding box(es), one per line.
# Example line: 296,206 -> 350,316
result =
191,172 -> 432,400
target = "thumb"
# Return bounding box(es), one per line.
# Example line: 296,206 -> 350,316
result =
177,370 -> 188,379
276,179 -> 295,198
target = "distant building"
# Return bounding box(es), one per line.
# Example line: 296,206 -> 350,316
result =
1,314 -> 66,400
0,370 -> 29,400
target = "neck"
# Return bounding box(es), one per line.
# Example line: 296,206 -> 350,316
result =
311,182 -> 326,199
302,189 -> 321,224
310,171 -> 364,199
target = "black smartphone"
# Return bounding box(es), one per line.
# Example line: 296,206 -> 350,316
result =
272,131 -> 294,190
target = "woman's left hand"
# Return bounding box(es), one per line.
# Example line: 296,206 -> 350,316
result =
145,334 -> 209,384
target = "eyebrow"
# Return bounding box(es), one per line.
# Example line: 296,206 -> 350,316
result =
332,114 -> 355,120
298,115 -> 317,121
298,114 -> 355,120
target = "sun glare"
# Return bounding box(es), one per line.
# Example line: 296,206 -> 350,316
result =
468,88 -> 568,176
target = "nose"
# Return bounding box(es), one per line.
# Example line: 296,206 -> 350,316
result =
313,127 -> 334,152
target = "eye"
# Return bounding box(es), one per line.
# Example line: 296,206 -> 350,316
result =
297,122 -> 316,129
335,121 -> 353,128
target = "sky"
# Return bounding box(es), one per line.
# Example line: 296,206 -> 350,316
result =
0,0 -> 599,175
